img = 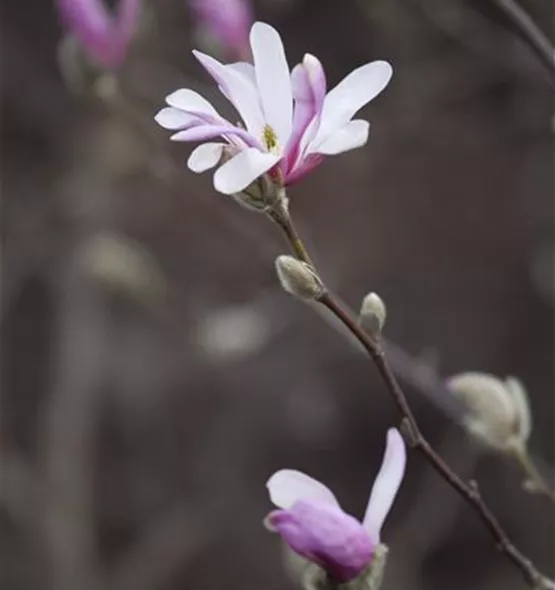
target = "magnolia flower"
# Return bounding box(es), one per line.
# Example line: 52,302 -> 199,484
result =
56,0 -> 141,68
188,0 -> 253,60
265,429 -> 406,583
154,22 -> 392,196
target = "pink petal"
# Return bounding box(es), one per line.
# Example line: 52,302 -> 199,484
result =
362,428 -> 406,544
213,147 -> 280,194
266,469 -> 339,509
312,119 -> 369,155
267,499 -> 373,582
283,53 -> 326,174
250,22 -> 293,144
310,61 -> 392,151
170,124 -> 262,149
187,142 -> 225,173
193,50 -> 264,137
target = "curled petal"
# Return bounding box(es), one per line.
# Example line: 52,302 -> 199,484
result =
363,428 -> 406,544
312,60 -> 392,149
187,142 -> 225,173
312,119 -> 369,155
267,499 -> 374,582
250,22 -> 293,144
213,147 -> 279,194
267,469 -> 340,509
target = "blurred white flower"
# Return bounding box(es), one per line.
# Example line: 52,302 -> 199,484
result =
446,372 -> 531,452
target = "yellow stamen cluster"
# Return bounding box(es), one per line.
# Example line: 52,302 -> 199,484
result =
263,124 -> 278,151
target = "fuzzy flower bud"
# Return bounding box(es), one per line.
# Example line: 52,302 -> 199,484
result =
359,292 -> 387,336
445,372 -> 531,452
275,256 -> 324,301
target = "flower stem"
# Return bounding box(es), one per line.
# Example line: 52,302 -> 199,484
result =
269,201 -> 554,589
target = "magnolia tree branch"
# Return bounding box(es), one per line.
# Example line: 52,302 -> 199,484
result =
267,196 -> 554,590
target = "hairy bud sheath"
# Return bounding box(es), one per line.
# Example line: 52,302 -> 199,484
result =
359,292 -> 387,336
275,256 -> 324,300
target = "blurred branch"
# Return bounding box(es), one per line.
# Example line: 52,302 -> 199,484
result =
269,197 -> 555,589
493,0 -> 555,75
39,254 -> 109,590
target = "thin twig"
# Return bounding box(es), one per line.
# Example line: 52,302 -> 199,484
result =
268,198 -> 554,589
493,0 -> 555,75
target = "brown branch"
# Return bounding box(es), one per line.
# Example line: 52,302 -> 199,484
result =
267,199 -> 554,590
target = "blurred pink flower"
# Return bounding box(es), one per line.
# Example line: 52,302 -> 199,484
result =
188,0 -> 253,60
265,429 -> 406,583
154,22 -> 392,195
56,0 -> 141,68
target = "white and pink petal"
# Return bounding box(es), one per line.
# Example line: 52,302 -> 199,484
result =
312,119 -> 370,156
250,22 -> 293,145
213,147 -> 280,194
193,50 -> 265,137
312,61 -> 392,147
362,428 -> 406,544
187,142 -> 225,173
266,469 -> 340,510
154,107 -> 199,130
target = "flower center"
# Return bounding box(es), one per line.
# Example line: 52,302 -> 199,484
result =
263,124 -> 278,152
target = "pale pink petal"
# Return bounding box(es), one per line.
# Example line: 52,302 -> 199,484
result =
250,22 -> 293,144
170,124 -> 262,148
312,120 -> 369,156
187,142 -> 225,173
213,147 -> 279,194
154,107 -> 198,130
362,428 -> 406,544
311,61 -> 392,148
193,50 -> 265,136
266,469 -> 340,510
165,88 -> 221,120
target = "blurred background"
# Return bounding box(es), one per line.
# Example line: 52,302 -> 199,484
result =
1,1 -> 554,589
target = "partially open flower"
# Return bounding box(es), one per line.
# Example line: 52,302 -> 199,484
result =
56,0 -> 141,68
155,21 -> 392,196
264,429 -> 406,583
445,372 -> 531,452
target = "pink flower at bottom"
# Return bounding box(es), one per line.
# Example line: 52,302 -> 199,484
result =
265,429 -> 406,583
154,21 -> 392,196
